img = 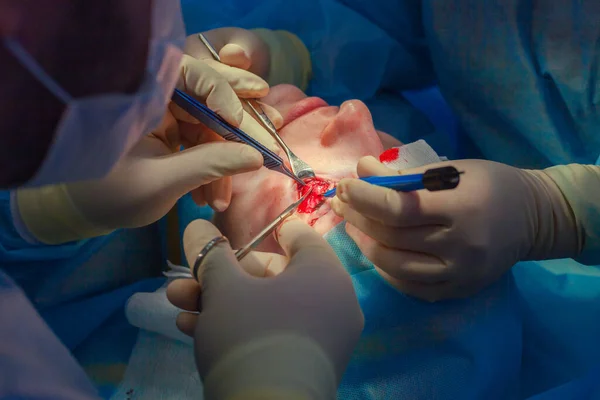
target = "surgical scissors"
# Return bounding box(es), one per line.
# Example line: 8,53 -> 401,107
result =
171,88 -> 305,186
235,187 -> 313,261
198,33 -> 316,181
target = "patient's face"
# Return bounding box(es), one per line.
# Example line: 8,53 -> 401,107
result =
214,84 -> 384,254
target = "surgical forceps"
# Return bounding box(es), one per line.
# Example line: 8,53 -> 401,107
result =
322,166 -> 463,197
171,88 -> 305,186
235,187 -> 313,261
198,33 -> 316,181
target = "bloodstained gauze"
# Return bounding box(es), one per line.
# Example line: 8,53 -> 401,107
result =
296,177 -> 333,214
379,147 -> 400,163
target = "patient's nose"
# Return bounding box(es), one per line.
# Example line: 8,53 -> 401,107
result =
320,100 -> 375,147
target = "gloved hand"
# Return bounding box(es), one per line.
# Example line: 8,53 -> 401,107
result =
166,218 -> 364,400
330,157 -> 579,302
185,26 -> 313,92
174,29 -> 284,148
15,31 -> 284,244
15,108 -> 263,245
173,28 -> 287,206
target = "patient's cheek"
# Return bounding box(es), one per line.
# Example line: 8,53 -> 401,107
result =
219,169 -> 295,252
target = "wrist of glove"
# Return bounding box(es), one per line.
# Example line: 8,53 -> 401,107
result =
202,334 -> 337,400
522,166 -> 584,261
15,184 -> 113,245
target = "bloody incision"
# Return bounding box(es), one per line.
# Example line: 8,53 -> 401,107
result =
296,177 -> 333,214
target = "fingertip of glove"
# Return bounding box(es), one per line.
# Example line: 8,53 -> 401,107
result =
276,216 -> 312,241
330,197 -> 344,216
210,199 -> 230,213
335,179 -> 354,202
219,43 -> 252,70
357,156 -> 392,176
242,78 -> 269,97
271,113 -> 283,130
275,214 -> 300,235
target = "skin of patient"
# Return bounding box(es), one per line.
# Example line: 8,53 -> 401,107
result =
214,84 -> 392,255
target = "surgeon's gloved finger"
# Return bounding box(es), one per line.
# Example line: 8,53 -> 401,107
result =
178,55 -> 242,126
167,278 -> 201,312
160,142 -> 263,194
191,187 -> 207,207
238,251 -> 288,277
274,217 -> 342,277
204,176 -> 232,212
176,312 -> 199,337
346,223 -> 449,283
186,28 -> 270,77
332,199 -> 442,253
205,60 -> 269,98
335,177 -> 448,228
218,43 -> 252,70
356,155 -> 398,177
217,30 -> 269,75
183,220 -> 245,291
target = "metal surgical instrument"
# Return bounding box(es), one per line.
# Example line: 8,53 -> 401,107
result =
322,166 -> 463,197
198,33 -> 316,181
235,187 -> 313,261
171,88 -> 305,186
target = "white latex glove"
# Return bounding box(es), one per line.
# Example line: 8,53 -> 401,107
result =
166,218 -> 364,400
174,29 -> 283,143
64,113 -> 264,231
331,157 -> 578,302
172,29 -> 284,206
15,111 -> 264,244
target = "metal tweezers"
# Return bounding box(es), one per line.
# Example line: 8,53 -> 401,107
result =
171,88 -> 305,186
235,187 -> 313,261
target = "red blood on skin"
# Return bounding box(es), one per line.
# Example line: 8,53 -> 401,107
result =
379,147 -> 399,163
296,177 -> 332,214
